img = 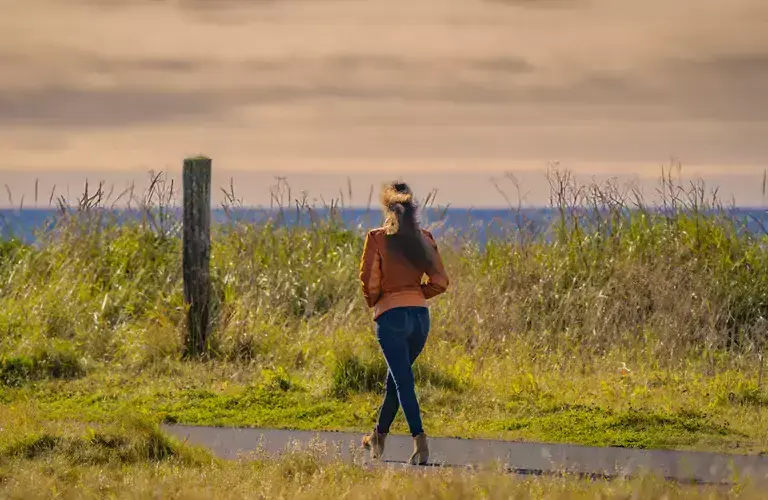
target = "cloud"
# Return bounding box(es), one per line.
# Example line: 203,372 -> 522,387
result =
2,49 -> 768,130
688,53 -> 768,76
469,57 -> 537,73
0,48 -> 537,78
3,0 -> 767,127
658,53 -> 768,122
0,51 -> 541,128
0,87 -> 231,127
483,0 -> 583,8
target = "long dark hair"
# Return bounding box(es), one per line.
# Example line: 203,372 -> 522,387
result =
381,182 -> 435,272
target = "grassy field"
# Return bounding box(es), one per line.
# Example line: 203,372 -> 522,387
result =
0,408 -> 760,499
2,170 -> 768,495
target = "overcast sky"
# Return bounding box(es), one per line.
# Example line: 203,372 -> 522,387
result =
1,0 -> 767,206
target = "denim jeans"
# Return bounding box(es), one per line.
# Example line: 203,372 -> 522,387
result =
374,306 -> 430,437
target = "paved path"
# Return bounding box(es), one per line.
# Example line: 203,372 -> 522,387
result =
163,425 -> 768,485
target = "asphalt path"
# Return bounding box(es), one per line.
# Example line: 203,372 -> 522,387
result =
163,425 -> 768,485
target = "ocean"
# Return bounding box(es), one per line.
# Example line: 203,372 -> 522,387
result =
2,207 -> 768,246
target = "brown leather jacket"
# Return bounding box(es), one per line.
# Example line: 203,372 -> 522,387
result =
359,228 -> 449,319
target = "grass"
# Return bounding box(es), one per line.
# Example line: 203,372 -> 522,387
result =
0,408 -> 761,499
3,169 -> 768,494
4,353 -> 765,452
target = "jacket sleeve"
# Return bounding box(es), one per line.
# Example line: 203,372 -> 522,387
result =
359,231 -> 383,308
421,230 -> 449,300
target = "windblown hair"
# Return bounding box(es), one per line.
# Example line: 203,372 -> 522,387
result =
381,181 -> 435,272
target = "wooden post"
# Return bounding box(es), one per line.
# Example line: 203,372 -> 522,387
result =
183,157 -> 212,357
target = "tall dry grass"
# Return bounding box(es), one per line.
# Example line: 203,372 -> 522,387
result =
1,168 -> 767,385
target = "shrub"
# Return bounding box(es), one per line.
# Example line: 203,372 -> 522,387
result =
0,342 -> 85,387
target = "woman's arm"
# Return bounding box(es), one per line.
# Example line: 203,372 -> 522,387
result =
421,230 -> 449,300
359,230 -> 383,307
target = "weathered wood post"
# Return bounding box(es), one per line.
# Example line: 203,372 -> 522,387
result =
183,157 -> 212,356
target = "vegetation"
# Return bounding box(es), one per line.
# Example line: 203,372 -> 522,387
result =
3,168 -> 768,494
0,407 -> 761,499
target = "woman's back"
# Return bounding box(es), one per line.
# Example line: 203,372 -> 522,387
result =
360,227 -> 449,320
381,227 -> 431,292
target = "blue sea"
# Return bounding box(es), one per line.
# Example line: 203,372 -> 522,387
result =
2,207 -> 768,245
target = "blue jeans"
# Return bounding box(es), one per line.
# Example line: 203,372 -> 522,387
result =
375,306 -> 430,437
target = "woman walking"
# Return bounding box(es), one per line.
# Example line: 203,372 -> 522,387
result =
359,181 -> 449,465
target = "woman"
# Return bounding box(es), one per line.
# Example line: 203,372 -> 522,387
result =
358,181 -> 450,465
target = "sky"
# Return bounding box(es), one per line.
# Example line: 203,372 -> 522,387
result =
1,0 -> 768,207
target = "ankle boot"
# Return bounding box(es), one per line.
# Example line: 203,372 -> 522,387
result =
409,433 -> 429,465
361,430 -> 386,460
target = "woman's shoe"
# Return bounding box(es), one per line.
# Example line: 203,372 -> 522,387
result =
361,430 -> 387,460
409,433 -> 429,465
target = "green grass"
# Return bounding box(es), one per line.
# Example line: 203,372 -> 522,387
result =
3,351 -> 766,453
